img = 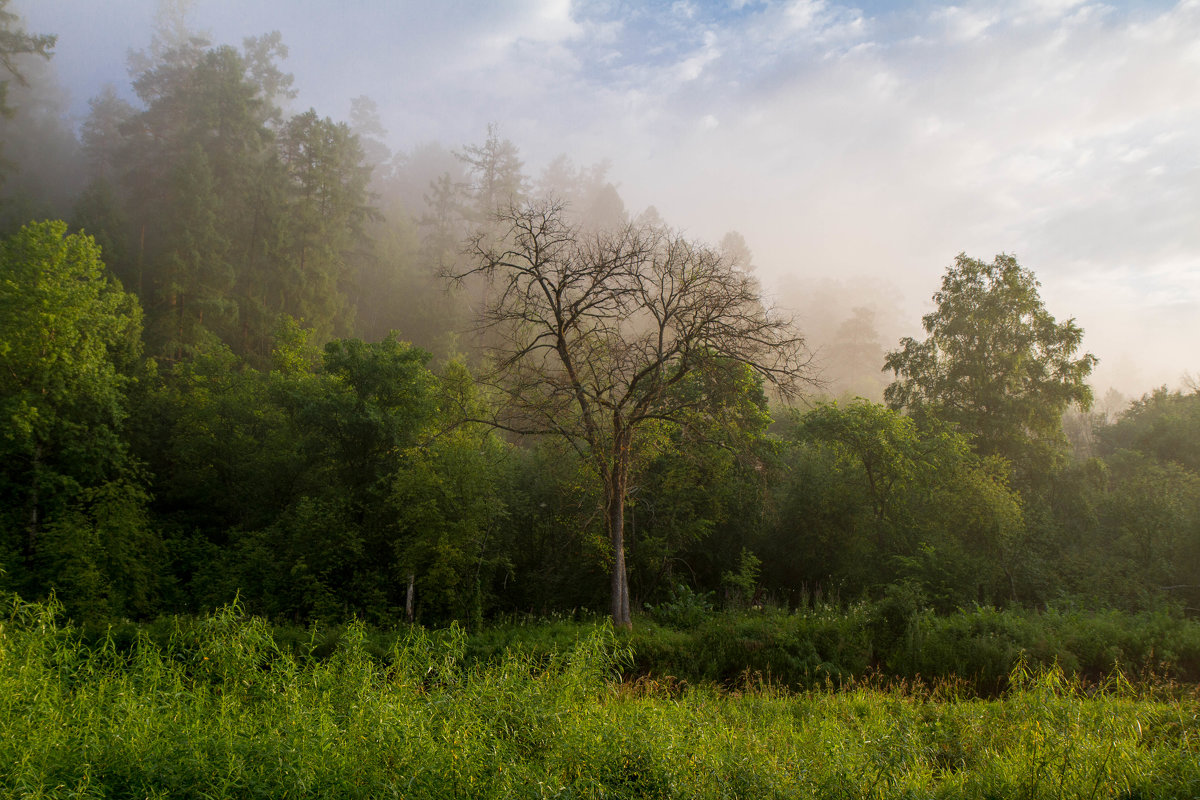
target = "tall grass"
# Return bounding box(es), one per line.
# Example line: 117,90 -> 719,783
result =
3,595 -> 1199,798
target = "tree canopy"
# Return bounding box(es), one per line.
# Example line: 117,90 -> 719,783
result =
0,12 -> 1196,631
884,253 -> 1097,477
769,401 -> 1022,607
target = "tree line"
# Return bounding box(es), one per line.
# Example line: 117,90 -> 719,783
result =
1,8 -> 1197,628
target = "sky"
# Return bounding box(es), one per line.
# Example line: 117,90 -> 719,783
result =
14,0 -> 1200,396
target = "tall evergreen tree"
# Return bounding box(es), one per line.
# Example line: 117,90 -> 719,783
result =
104,38 -> 299,361
0,0 -> 54,121
277,109 -> 373,340
456,123 -> 528,224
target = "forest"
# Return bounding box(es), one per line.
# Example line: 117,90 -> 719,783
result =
5,6 -> 1200,797
1,3 -> 1198,633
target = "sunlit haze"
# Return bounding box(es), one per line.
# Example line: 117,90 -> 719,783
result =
17,0 -> 1199,397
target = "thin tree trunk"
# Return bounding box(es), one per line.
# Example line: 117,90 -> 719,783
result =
405,573 -> 415,623
25,443 -> 41,566
607,462 -> 632,630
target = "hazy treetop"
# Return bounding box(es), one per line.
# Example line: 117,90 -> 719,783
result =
15,0 -> 1200,394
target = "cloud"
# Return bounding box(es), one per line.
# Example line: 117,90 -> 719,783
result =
556,0 -> 1199,389
930,6 -> 988,41
14,0 -> 1200,390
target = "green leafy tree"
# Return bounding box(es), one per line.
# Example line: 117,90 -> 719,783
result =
497,438 -> 609,614
93,35 -> 302,363
768,401 -> 1022,608
0,221 -> 159,618
884,253 -> 1097,478
122,44 -> 271,358
1041,449 -> 1200,612
152,142 -> 235,358
1099,387 -> 1200,474
1042,387 -> 1200,611
142,327 -> 506,624
629,362 -> 776,604
1096,452 -> 1200,610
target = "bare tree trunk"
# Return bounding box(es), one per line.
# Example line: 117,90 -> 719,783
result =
607,461 -> 632,630
405,573 -> 415,624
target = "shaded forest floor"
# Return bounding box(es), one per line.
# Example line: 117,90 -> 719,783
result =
4,597 -> 1200,798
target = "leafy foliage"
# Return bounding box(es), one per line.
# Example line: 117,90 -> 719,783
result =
1100,387 -> 1200,473
768,401 -> 1022,608
0,221 -> 158,619
77,36 -> 375,365
885,253 -> 1097,478
134,323 -> 508,625
0,12 -> 1197,651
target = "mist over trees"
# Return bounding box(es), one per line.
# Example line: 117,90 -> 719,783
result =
2,9 -> 1199,629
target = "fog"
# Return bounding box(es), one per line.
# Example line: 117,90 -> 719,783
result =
13,0 -> 1200,397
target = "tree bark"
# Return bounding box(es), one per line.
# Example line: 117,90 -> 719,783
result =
607,458 -> 632,629
405,573 -> 415,623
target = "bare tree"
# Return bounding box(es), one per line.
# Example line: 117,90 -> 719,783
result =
455,201 -> 811,628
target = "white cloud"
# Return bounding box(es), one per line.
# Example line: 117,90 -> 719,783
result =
14,0 -> 1200,392
676,29 -> 721,81
932,5 -> 999,42
784,0 -> 827,30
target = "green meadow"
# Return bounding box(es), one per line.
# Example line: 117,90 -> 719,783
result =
4,597 -> 1199,799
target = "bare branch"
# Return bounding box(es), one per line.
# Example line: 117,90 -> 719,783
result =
454,200 -> 816,627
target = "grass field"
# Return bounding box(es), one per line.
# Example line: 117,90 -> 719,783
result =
3,597 -> 1199,799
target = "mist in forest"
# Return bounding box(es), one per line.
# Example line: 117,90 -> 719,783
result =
7,0 -> 1200,396
9,0 -> 1200,633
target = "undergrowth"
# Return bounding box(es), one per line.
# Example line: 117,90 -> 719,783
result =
474,602 -> 1200,695
3,594 -> 1200,798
